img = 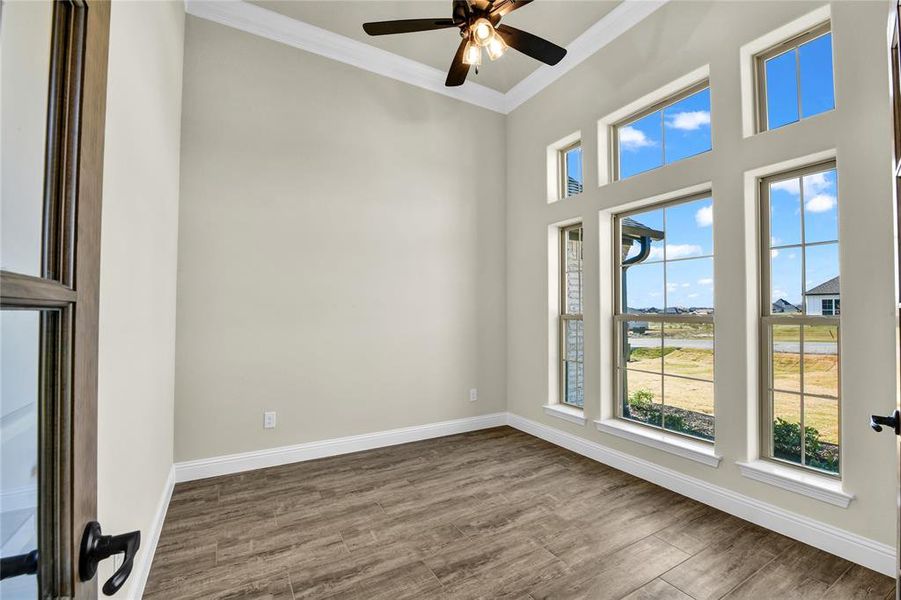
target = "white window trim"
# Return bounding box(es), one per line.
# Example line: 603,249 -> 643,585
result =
546,131 -> 581,204
597,64 -> 709,187
739,4 -> 832,138
595,418 -> 721,467
737,460 -> 854,508
544,403 -> 587,426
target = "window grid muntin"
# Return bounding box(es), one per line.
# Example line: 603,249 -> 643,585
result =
612,80 -> 711,182
560,223 -> 584,408
759,160 -> 841,477
613,193 -> 715,442
755,22 -> 833,132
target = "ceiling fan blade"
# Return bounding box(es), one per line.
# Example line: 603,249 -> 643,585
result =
446,37 -> 470,87
363,18 -> 456,36
495,24 -> 566,66
490,0 -> 533,18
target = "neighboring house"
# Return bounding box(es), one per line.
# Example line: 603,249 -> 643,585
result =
567,175 -> 583,197
772,298 -> 801,313
805,276 -> 840,315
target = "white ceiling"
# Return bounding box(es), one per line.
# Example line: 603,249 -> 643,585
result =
252,1 -> 622,93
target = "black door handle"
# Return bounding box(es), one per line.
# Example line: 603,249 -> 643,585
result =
0,550 -> 38,580
870,409 -> 901,435
79,521 -> 140,596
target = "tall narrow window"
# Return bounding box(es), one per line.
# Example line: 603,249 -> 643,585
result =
761,162 -> 840,475
614,82 -> 711,180
560,142 -> 583,199
756,23 -> 834,131
614,195 -> 715,440
560,224 -> 584,408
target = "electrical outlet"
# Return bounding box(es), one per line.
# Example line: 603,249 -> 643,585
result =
264,411 -> 277,429
469,388 -> 478,402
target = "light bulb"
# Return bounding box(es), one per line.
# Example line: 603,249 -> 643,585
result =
462,40 -> 482,66
471,18 -> 494,47
486,35 -> 507,61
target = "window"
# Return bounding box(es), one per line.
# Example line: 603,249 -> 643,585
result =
560,142 -> 583,199
560,224 -> 584,408
614,82 -> 711,180
760,162 -> 840,475
756,23 -> 834,131
614,195 -> 715,440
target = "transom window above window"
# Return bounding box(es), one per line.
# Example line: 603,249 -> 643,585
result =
761,162 -> 840,475
560,142 -> 583,199
757,23 -> 834,131
615,82 -> 711,180
614,194 -> 715,441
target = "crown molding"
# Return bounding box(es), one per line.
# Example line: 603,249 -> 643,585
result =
185,0 -> 669,115
502,0 -> 668,112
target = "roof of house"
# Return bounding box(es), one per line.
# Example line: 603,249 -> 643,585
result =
806,276 -> 840,296
772,298 -> 800,312
622,217 -> 664,240
566,176 -> 583,197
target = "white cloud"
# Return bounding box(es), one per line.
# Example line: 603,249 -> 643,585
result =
771,179 -> 800,195
771,249 -> 780,258
667,282 -> 678,292
666,110 -> 710,131
619,126 -> 656,151
688,293 -> 699,299
648,244 -> 703,260
681,283 -> 690,288
698,278 -> 713,286
695,205 -> 713,227
805,193 -> 836,213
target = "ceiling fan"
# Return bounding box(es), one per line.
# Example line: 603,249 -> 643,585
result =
362,0 -> 567,87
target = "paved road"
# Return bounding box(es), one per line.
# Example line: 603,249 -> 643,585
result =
627,337 -> 837,355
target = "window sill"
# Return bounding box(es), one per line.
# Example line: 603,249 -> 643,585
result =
594,418 -> 721,467
543,404 -> 586,426
737,460 -> 853,508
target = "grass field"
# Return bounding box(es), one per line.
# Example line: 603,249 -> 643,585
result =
625,346 -> 838,443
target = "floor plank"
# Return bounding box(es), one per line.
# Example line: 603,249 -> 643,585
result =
144,427 -> 895,600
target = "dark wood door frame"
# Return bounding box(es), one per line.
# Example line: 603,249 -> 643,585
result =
0,1 -> 109,597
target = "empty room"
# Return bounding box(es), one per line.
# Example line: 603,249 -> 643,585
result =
2,0 -> 901,598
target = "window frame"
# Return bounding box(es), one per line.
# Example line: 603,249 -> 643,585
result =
558,140 -> 583,200
560,223 -> 584,409
755,21 -> 833,133
758,159 -> 841,477
611,80 -> 711,182
612,192 -> 715,442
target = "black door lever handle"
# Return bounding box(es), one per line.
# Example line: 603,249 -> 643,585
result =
79,521 -> 141,596
870,409 -> 901,435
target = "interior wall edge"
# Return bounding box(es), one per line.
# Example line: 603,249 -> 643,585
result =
130,465 -> 176,600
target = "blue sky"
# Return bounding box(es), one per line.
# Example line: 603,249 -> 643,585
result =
566,146 -> 583,191
623,197 -> 714,311
622,33 -> 835,311
769,168 -> 838,307
618,32 -> 833,178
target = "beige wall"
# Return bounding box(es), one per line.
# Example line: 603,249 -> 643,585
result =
97,1 -> 184,596
173,16 -> 507,461
506,1 -> 896,546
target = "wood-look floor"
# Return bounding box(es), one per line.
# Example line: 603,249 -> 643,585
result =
145,427 -> 894,600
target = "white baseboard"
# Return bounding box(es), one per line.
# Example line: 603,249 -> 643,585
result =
174,412 -> 507,483
133,465 -> 175,599
506,412 -> 895,578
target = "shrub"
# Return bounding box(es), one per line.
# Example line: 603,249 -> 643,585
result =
772,417 -> 838,473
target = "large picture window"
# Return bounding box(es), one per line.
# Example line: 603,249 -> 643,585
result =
614,194 -> 715,440
560,224 -> 584,408
756,22 -> 834,132
760,162 -> 840,475
614,82 -> 711,180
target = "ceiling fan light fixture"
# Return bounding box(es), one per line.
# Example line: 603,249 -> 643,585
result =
471,18 -> 494,47
462,40 -> 482,66
486,35 -> 507,61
